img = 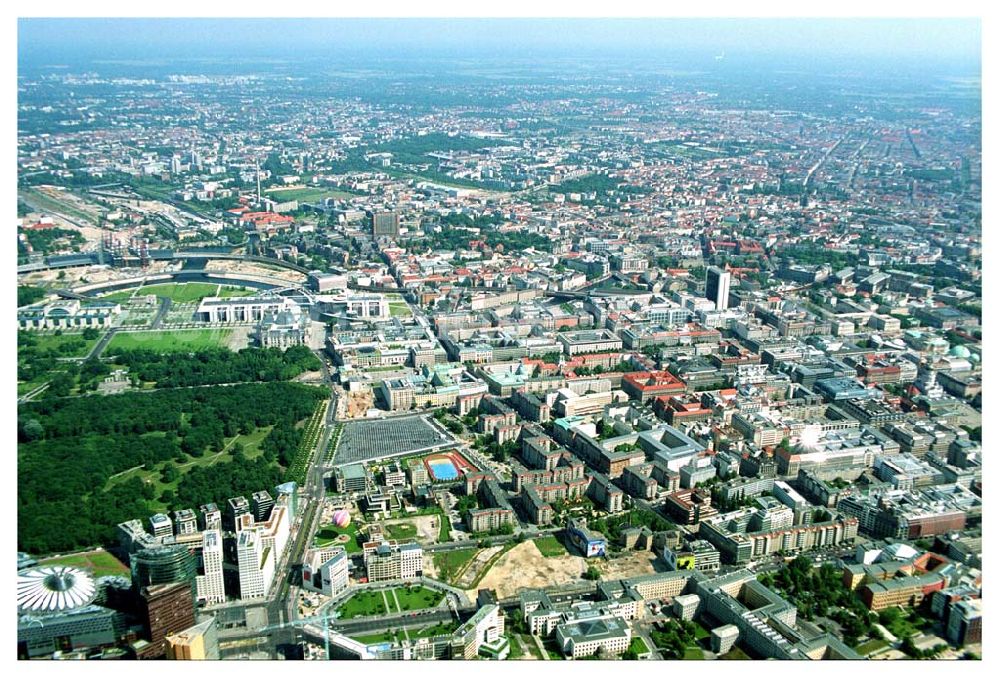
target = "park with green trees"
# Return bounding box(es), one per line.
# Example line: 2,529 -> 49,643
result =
17,382 -> 326,554
110,344 -> 320,388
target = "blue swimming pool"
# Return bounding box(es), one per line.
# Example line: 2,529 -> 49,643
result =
428,459 -> 459,481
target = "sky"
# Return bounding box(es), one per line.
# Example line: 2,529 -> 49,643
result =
18,18 -> 981,72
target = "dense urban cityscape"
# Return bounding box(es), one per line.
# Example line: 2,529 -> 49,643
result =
15,18 -> 982,662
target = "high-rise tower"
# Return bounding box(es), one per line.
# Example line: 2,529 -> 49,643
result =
706,266 -> 731,311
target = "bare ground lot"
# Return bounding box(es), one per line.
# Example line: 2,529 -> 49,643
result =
466,541 -> 585,599
384,514 -> 441,545
454,545 -> 506,589
205,259 -> 307,284
597,550 -> 660,580
19,261 -> 176,288
422,553 -> 441,580
464,542 -> 662,599
22,209 -> 104,248
21,186 -> 102,224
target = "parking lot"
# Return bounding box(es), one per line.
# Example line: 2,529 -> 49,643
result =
333,415 -> 456,464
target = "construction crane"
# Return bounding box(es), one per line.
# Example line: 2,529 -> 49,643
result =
245,609 -> 372,660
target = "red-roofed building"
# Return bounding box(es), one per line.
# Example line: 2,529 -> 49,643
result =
237,211 -> 295,234
656,396 -> 713,425
521,358 -> 559,377
562,352 -> 623,374
621,370 -> 686,403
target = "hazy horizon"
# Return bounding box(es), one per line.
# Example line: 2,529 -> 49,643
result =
18,18 -> 982,76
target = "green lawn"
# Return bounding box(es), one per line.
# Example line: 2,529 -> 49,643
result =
438,514 -> 452,542
882,609 -> 927,640
412,621 -> 458,638
393,585 -> 444,611
37,549 -> 130,577
101,283 -> 252,303
692,622 -> 711,642
627,637 -> 650,657
99,290 -> 138,303
533,536 -> 567,558
855,639 -> 890,656
22,332 -> 100,358
337,590 -> 390,619
352,630 -> 402,645
107,329 -> 233,353
384,522 -> 418,541
508,633 -> 524,659
521,634 -> 543,659
339,586 -> 442,619
683,647 -> 705,660
216,285 -> 257,298
314,522 -> 362,553
17,376 -> 52,396
433,548 -> 479,583
388,301 -> 412,317
131,282 -> 222,303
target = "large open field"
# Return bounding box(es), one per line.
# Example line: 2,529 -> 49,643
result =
430,547 -> 479,583
37,549 -> 130,577
130,282 -> 220,303
101,282 -> 256,304
107,329 -> 233,353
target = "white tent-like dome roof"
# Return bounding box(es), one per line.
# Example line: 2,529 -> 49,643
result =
17,566 -> 96,613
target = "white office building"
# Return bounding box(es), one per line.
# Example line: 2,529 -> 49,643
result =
450,604 -> 506,660
236,529 -> 275,600
363,541 -> 423,582
196,296 -> 301,324
195,529 -> 226,605
345,294 -> 389,320
302,547 -> 350,598
258,503 -> 291,565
